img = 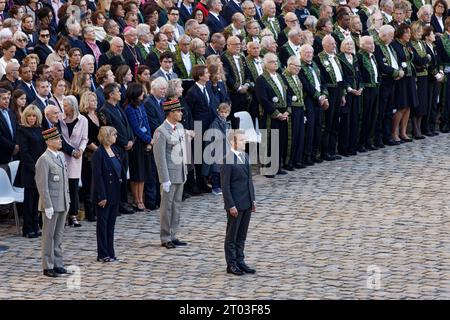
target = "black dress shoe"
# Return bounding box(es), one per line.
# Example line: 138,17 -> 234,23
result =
227,265 -> 244,276
97,257 -> 111,262
68,216 -> 82,227
357,146 -> 367,153
277,169 -> 288,175
374,143 -> 385,149
294,163 -> 306,169
53,267 -> 67,274
322,154 -> 335,161
172,239 -> 187,246
365,144 -> 378,151
413,135 -> 425,140
237,262 -> 256,274
333,155 -> 342,160
43,269 -> 59,277
283,164 -> 294,171
182,193 -> 191,199
433,131 -> 440,136
385,139 -> 400,146
161,241 -> 176,249
400,137 -> 413,142
24,232 -> 38,239
265,175 -> 275,178
423,131 -> 434,137
303,158 -> 314,166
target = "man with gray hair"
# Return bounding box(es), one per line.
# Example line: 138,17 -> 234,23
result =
160,24 -> 178,52
224,12 -> 246,38
174,34 -> 193,79
380,0 -> 394,24
205,33 -> 226,57
2,61 -> 20,89
136,24 -> 152,60
373,24 -> 404,147
278,12 -> 300,46
314,34 -> 345,161
80,54 -> 97,91
255,52 -> 290,177
49,62 -> 65,82
143,77 -> 169,210
261,0 -> 281,41
246,41 -> 264,123
206,0 -> 227,34
417,4 -> 433,25
279,27 -> 302,67
123,26 -> 144,77
357,35 -> 380,151
98,37 -> 126,71
260,36 -> 278,54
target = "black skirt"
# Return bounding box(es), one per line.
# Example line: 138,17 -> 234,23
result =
128,139 -> 151,182
394,75 -> 419,110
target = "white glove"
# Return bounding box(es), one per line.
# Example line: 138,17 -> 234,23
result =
162,181 -> 171,193
45,207 -> 54,219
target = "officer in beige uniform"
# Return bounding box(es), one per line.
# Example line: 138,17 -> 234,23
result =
35,127 -> 70,277
153,99 -> 188,249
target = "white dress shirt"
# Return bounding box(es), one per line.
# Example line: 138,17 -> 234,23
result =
369,53 -> 378,83
196,82 -> 209,104
233,55 -> 243,84
328,54 -> 343,82
386,45 -> 399,70
253,58 -> 263,76
270,73 -> 284,100
288,40 -> 300,58
181,51 -> 192,75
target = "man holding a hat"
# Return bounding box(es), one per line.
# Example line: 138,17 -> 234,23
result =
35,127 -> 71,277
152,99 -> 188,249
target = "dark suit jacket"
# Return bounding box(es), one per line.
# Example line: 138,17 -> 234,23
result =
206,13 -> 227,34
41,118 -> 75,156
122,43 -> 145,76
95,86 -> 106,110
68,36 -> 87,53
142,95 -> 165,134
17,80 -> 37,106
0,108 -> 18,164
15,47 -> 29,62
255,73 -> 291,117
222,1 -> 243,24
14,126 -> 46,188
98,102 -> 134,151
34,41 -> 54,65
184,83 -> 218,133
431,15 -> 444,34
205,45 -> 219,58
145,51 -> 162,74
31,97 -> 56,115
91,145 -> 122,205
220,152 -> 255,211
179,3 -> 192,25
24,31 -> 39,51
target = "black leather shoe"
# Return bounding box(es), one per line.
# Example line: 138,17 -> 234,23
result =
385,139 -> 400,146
97,257 -> 111,262
322,154 -> 335,161
283,164 -> 294,171
413,135 -> 425,140
161,241 -> 176,249
43,269 -> 59,277
237,262 -> 256,274
265,175 -> 275,178
433,131 -> 440,136
53,267 -> 67,274
423,131 -> 434,137
24,232 -> 38,238
68,216 -> 82,227
365,144 -> 378,151
172,239 -> 187,246
333,155 -> 342,160
294,163 -> 306,169
277,169 -> 288,175
400,136 -> 413,142
227,265 -> 244,276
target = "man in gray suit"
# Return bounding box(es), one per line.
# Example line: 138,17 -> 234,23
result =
35,127 -> 71,277
221,130 -> 256,276
151,52 -> 179,82
153,99 -> 188,249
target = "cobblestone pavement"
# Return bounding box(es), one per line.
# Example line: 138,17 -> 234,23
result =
2,134 -> 450,299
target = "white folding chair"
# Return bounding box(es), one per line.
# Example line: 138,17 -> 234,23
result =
0,168 -> 21,235
234,111 -> 261,143
8,160 -> 23,194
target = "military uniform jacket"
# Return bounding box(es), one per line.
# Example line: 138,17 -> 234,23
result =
35,149 -> 70,212
153,121 -> 187,184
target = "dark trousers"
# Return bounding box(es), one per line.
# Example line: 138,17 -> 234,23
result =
118,150 -> 129,208
440,76 -> 450,129
338,109 -> 350,154
211,172 -> 220,189
376,79 -> 394,144
224,207 -> 252,266
359,86 -> 379,147
22,187 -> 40,235
68,178 -> 80,216
144,152 -> 160,208
270,117 -> 288,167
423,80 -> 440,134
289,107 -> 305,165
96,202 -> 119,259
230,92 -> 248,128
304,99 -> 322,160
321,87 -> 341,156
80,157 -> 94,219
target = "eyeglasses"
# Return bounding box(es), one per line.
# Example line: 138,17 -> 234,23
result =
40,34 -> 50,37
17,38 -> 27,42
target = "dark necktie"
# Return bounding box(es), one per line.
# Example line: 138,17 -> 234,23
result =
166,72 -> 171,80
202,87 -> 209,104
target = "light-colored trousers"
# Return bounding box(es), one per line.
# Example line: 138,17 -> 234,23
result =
160,183 -> 184,243
41,211 -> 67,270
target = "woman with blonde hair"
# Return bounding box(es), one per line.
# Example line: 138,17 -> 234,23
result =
70,72 -> 92,101
79,91 -> 100,222
60,95 -> 89,227
14,105 -> 46,238
190,38 -> 207,65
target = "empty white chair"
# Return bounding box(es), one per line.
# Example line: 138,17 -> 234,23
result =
0,168 -> 21,235
234,111 -> 261,143
8,160 -> 23,194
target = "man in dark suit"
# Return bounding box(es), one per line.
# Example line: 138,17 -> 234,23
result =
205,33 -> 226,58
206,0 -> 227,34
95,65 -> 116,109
142,77 -> 168,210
98,83 -> 135,215
145,32 -> 170,74
221,129 -> 256,276
31,78 -> 56,115
122,26 -> 145,78
34,28 -> 54,64
17,64 -> 37,105
0,88 -> 18,165
185,65 -> 219,192
222,0 -> 243,24
42,105 -> 76,158
98,37 -> 127,71
179,0 -> 195,25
